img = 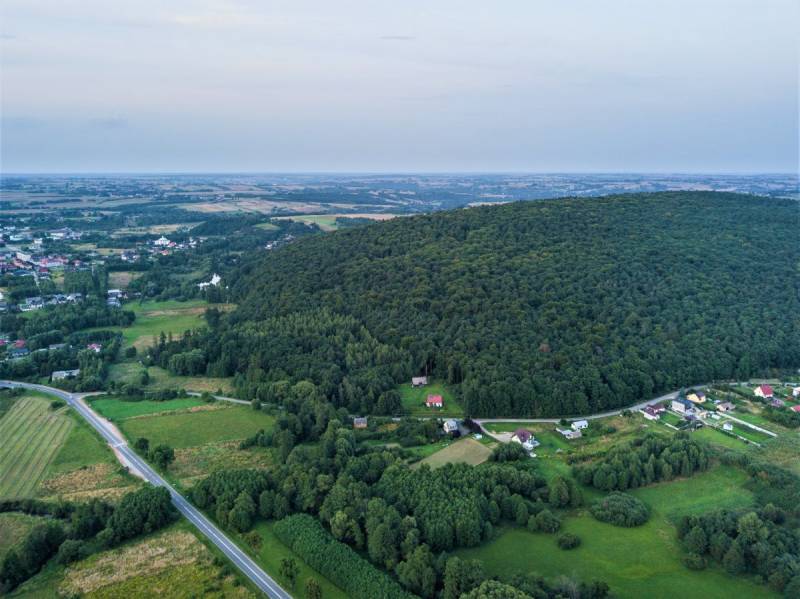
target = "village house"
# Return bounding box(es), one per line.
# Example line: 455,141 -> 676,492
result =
686,390 -> 707,404
8,348 -> 30,360
640,405 -> 662,421
87,343 -> 102,353
571,419 -> 589,431
511,428 -> 539,451
792,387 -> 800,398
352,417 -> 368,429
792,405 -> 800,414
443,419 -> 460,435
426,394 -> 443,408
770,398 -> 785,408
154,236 -> 171,247
716,401 -> 735,413
722,422 -> 734,432
411,376 -> 428,387
672,398 -> 695,414
754,384 -> 774,399
198,273 -> 222,289
51,369 -> 80,381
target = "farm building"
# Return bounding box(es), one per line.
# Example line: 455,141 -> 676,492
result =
51,369 -> 80,381
716,401 -> 735,413
426,394 -> 443,408
754,384 -> 774,398
411,376 -> 428,387
722,422 -> 734,432
556,427 -> 582,440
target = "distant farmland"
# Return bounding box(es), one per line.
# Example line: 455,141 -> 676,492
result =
0,396 -> 73,498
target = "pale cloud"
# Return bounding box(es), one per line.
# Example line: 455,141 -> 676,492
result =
0,0 -> 797,172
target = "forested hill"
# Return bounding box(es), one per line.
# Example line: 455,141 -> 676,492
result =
162,192 -> 800,417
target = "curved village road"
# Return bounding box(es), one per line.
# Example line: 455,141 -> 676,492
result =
0,380 -> 291,599
473,387 -> 696,428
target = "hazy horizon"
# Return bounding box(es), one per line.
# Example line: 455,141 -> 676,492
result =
2,1 -> 798,174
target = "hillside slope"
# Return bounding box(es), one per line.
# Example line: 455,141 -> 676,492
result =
160,192 -> 800,417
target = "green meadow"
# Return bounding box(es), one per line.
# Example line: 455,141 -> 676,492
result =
457,465 -> 772,599
118,405 -> 275,449
90,395 -> 206,420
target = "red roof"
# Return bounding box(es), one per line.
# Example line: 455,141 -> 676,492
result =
426,394 -> 443,406
758,384 -> 774,396
13,339 -> 25,348
791,405 -> 800,413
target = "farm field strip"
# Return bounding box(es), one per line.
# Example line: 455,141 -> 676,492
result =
0,397 -> 74,498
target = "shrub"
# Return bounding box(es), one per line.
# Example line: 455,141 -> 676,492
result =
526,508 -> 561,534
590,492 -> 649,527
557,533 -> 581,550
489,443 -> 527,462
683,552 -> 707,570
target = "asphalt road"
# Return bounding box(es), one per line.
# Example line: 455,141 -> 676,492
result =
0,380 -> 291,599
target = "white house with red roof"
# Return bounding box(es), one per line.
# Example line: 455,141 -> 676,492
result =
754,384 -> 774,399
425,394 -> 443,408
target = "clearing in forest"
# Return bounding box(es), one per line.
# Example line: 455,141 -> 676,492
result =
414,437 -> 492,469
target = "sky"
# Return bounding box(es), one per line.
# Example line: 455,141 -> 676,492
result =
1,0 -> 798,173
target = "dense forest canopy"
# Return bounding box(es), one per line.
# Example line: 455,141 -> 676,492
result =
164,192 -> 799,417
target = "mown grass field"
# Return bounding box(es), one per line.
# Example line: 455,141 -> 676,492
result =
413,437 -> 492,469
90,395 -> 206,420
0,396 -> 73,498
245,521 -> 348,599
118,404 -> 276,449
457,465 -> 770,599
399,380 -> 463,417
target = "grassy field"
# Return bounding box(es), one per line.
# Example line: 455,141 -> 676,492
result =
90,395 -> 206,420
399,380 -> 464,417
120,299 -> 212,349
171,441 -> 272,487
457,466 -> 769,599
108,362 -> 234,394
108,270 -> 143,289
10,522 -> 255,599
0,396 -> 73,499
413,437 -> 492,469
90,299 -> 232,350
118,404 -> 275,449
245,522 -> 348,599
35,407 -> 140,502
0,513 -> 45,560
693,426 -> 750,451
